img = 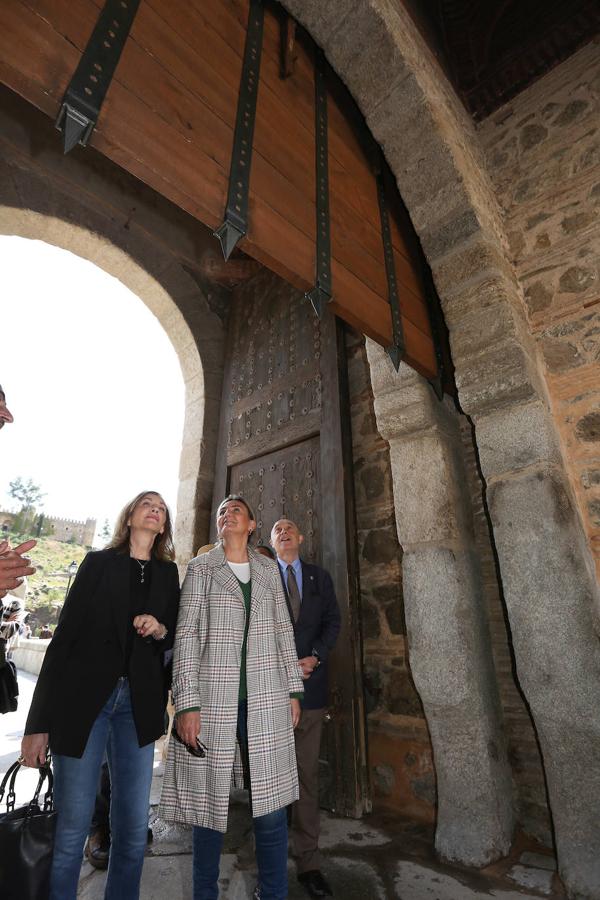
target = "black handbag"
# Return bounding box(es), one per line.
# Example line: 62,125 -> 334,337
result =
0,758 -> 57,900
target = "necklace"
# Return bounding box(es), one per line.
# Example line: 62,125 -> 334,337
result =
135,558 -> 149,584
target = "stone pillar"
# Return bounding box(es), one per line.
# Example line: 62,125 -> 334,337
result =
366,342 -> 515,866
475,401 -> 600,897
434,250 -> 600,899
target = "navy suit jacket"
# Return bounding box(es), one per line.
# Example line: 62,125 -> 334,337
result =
280,560 -> 341,710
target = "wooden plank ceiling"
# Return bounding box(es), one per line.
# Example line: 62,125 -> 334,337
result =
0,0 -> 439,379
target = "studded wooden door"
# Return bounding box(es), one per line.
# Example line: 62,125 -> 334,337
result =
211,279 -> 368,817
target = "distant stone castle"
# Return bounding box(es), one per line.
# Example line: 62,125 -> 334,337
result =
0,510 -> 96,547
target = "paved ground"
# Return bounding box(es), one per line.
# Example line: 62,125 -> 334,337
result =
2,671 -> 566,899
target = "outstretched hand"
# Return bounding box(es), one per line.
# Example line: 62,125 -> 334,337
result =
0,539 -> 37,593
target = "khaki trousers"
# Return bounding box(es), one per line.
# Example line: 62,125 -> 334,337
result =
291,707 -> 325,873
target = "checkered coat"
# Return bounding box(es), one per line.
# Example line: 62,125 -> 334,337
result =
159,544 -> 303,831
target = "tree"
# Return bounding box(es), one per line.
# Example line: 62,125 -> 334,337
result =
100,519 -> 112,543
8,477 -> 46,539
8,477 -> 45,510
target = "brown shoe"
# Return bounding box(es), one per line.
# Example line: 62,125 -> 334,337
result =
85,829 -> 110,870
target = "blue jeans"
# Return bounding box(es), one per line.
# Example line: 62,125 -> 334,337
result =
192,701 -> 288,900
49,678 -> 154,900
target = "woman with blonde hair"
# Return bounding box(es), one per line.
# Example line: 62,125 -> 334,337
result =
160,495 -> 303,900
20,490 -> 180,900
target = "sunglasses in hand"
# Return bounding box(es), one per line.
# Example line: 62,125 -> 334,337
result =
171,728 -> 208,758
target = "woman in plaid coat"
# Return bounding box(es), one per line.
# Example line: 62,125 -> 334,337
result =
159,495 -> 304,900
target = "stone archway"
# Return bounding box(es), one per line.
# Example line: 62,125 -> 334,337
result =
0,206 -> 225,564
282,2 -> 600,896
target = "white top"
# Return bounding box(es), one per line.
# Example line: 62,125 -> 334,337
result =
227,560 -> 251,584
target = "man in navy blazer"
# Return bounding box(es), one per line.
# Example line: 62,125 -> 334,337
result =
271,519 -> 341,899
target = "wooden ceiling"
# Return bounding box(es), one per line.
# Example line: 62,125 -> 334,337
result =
404,0 -> 600,119
0,0 -> 443,382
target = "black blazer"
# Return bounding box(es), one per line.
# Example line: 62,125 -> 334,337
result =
25,548 -> 180,757
280,560 -> 341,710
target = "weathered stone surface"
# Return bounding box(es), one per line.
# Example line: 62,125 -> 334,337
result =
519,124 -> 548,151
506,864 -> 554,895
419,208 -> 482,260
433,238 -> 516,300
539,336 -> 584,373
367,340 -> 514,863
323,0 -> 410,117
474,400 -> 560,480
576,411 -> 600,442
387,670 -> 422,716
523,281 -> 553,315
453,337 -> 538,417
387,430 -> 476,548
365,347 -> 455,440
487,470 -> 600,897
362,529 -> 398,564
280,0 -> 359,48
558,265 -> 597,294
403,547 -> 514,864
359,465 -> 385,501
372,764 -> 394,796
554,98 -> 589,126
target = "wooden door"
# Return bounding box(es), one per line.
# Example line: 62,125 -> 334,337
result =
212,279 -> 368,816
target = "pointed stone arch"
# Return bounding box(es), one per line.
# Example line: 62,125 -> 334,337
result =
0,205 -> 225,564
282,3 -> 600,895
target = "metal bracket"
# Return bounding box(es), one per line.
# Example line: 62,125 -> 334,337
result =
306,50 -> 332,318
214,0 -> 265,260
374,154 -> 406,371
55,0 -> 140,154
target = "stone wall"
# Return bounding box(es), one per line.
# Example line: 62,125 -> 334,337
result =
346,330 -> 435,822
11,637 -> 49,676
0,511 -> 96,547
478,42 -> 600,579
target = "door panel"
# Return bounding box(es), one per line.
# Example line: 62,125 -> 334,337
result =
230,436 -> 321,561
212,276 -> 367,816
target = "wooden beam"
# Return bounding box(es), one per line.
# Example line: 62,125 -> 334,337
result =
0,0 -> 439,379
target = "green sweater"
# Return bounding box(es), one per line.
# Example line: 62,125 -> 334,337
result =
237,578 -> 252,701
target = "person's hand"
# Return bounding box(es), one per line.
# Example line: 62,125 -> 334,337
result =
20,733 -> 49,767
298,656 -> 319,679
176,710 -> 201,746
0,539 -> 37,592
290,698 -> 301,728
133,614 -> 165,640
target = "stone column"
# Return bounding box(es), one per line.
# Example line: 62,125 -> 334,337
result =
475,401 -> 600,897
433,249 -> 600,899
366,342 -> 515,866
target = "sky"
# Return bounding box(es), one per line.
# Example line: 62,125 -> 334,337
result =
0,236 -> 185,544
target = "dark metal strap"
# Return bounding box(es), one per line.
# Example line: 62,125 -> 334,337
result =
306,50 -> 332,317
215,0 -> 265,260
55,0 -> 141,154
374,155 -> 405,370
